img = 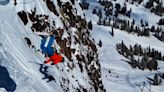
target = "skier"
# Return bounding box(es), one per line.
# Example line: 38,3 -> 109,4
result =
40,33 -> 63,65
39,64 -> 55,82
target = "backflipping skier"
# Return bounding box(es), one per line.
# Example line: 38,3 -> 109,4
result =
40,33 -> 63,65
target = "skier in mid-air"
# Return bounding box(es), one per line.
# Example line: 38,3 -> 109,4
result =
40,33 -> 64,65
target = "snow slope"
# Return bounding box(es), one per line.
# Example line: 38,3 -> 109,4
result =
0,0 -> 164,92
84,0 -> 164,92
0,0 -> 102,92
0,4 -> 62,92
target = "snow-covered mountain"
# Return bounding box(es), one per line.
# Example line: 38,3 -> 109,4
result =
0,0 -> 164,92
86,0 -> 164,92
0,0 -> 104,92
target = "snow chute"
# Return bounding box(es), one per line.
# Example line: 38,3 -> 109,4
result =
40,36 -> 55,56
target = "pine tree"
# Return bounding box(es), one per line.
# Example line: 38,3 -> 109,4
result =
133,44 -> 139,55
98,9 -> 102,19
138,45 -> 143,56
147,58 -> 158,70
98,40 -> 102,47
111,27 -> 114,36
143,28 -> 150,36
120,4 -> 127,15
150,25 -> 155,32
121,41 -> 128,57
103,18 -> 106,26
154,74 -> 162,85
97,18 -> 102,25
132,19 -> 135,26
126,11 -> 131,18
98,0 -> 101,3
145,20 -> 148,26
151,58 -> 158,70
140,19 -> 144,27
70,0 -> 75,5
158,18 -> 164,25
130,55 -> 136,68
88,20 -> 93,30
115,3 -> 121,13
105,9 -> 112,16
138,0 -> 143,4
161,32 -> 164,41
140,54 -> 149,70
145,0 -> 153,8
92,8 -> 97,14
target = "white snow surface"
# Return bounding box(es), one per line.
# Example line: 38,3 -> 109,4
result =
85,0 -> 164,92
0,0 -> 164,92
0,0 -> 92,92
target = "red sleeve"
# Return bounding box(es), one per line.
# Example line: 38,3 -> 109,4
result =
45,59 -> 51,64
54,60 -> 59,64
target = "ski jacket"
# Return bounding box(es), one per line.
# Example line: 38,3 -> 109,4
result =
40,36 -> 55,56
45,53 -> 63,64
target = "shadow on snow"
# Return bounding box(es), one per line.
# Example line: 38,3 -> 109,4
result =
0,65 -> 16,91
0,0 -> 9,5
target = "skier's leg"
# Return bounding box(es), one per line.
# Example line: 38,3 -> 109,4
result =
61,57 -> 64,62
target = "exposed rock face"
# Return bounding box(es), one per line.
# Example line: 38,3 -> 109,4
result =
16,0 -> 105,91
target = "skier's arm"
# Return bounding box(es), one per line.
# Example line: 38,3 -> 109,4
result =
53,54 -> 63,64
54,60 -> 59,64
45,59 -> 51,64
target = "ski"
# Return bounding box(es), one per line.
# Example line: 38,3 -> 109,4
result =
28,61 -> 54,67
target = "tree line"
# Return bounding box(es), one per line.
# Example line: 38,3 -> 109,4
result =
116,41 -> 164,70
92,0 -> 164,43
92,0 -> 151,37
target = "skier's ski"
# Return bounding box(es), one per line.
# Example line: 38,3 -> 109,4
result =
29,61 -> 53,67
